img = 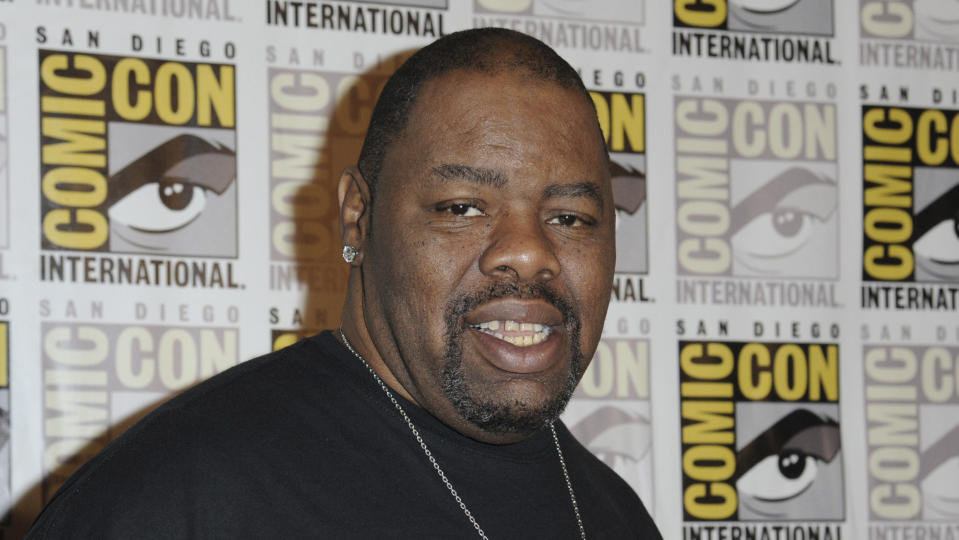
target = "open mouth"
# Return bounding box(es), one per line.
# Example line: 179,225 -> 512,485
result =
470,320 -> 553,347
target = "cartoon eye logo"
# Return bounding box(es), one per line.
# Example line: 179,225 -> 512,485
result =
915,0 -> 959,42
914,216 -> 959,264
731,167 -> 836,262
737,450 -> 819,501
733,207 -> 819,257
735,409 -> 841,509
106,134 -> 236,233
922,456 -> 959,519
570,406 -> 651,471
919,423 -> 959,519
729,0 -> 802,13
913,183 -> 959,279
110,178 -> 207,232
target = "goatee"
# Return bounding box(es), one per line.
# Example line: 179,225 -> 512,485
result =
440,281 -> 584,434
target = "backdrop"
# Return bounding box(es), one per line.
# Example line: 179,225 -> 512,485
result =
1,1 -> 958,538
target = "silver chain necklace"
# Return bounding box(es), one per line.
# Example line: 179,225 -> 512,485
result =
338,330 -> 587,540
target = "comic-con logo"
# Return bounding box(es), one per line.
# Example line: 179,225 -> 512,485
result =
591,90 -> 647,274
864,345 -> 959,522
861,0 -> 959,43
41,322 -> 238,499
675,97 -> 838,279
567,338 -> 653,505
673,0 -> 836,63
862,106 -> 959,283
39,51 -> 236,256
680,341 -> 842,522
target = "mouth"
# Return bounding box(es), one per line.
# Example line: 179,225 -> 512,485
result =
460,299 -> 567,375
469,320 -> 553,347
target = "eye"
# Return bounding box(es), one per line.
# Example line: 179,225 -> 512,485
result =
577,415 -> 652,469
914,216 -> 959,266
438,202 -> 485,217
921,456 -> 959,519
731,0 -> 802,12
547,214 -> 594,227
737,450 -> 819,502
731,177 -> 837,262
732,207 -> 819,257
108,178 -> 207,232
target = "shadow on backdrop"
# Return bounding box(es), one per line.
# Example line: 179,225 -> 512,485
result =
10,49 -> 417,540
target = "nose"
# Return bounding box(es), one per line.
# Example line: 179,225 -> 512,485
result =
479,211 -> 561,282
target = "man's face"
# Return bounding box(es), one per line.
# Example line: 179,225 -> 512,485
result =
362,70 -> 615,443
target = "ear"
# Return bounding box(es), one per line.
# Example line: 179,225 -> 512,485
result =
338,166 -> 372,265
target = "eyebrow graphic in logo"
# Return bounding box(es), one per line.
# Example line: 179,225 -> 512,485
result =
610,160 -> 648,273
735,408 -> 843,520
571,405 -> 652,468
611,160 -> 647,217
914,0 -> 959,43
731,166 -> 837,278
919,422 -> 959,520
913,180 -> 959,281
106,133 -> 237,256
727,0 -> 832,35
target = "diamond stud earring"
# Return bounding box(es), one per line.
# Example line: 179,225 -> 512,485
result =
342,245 -> 358,264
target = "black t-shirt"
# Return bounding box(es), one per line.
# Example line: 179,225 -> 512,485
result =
29,332 -> 661,539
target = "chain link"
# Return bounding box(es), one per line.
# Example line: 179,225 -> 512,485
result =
338,330 -> 586,540
552,422 -> 586,539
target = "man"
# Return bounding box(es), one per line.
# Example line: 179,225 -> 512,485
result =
29,28 -> 661,538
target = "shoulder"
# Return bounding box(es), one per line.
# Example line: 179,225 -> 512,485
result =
28,333 -> 343,538
555,422 -> 662,539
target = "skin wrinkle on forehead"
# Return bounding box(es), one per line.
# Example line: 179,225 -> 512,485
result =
431,164 -> 507,188
542,183 -> 604,209
415,74 -> 602,166
430,163 -> 604,209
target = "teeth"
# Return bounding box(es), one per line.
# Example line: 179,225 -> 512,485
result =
471,320 -> 552,348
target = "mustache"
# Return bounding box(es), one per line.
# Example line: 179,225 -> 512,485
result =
444,281 -> 577,330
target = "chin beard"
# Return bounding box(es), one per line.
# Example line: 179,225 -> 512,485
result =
440,282 -> 584,434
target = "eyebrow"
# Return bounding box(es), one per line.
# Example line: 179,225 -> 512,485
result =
106,134 -> 236,207
914,181 -> 959,238
730,167 -> 831,234
431,164 -> 507,188
543,182 -> 604,208
733,408 -> 840,481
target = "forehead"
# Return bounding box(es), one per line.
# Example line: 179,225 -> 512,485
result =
392,69 -> 608,181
